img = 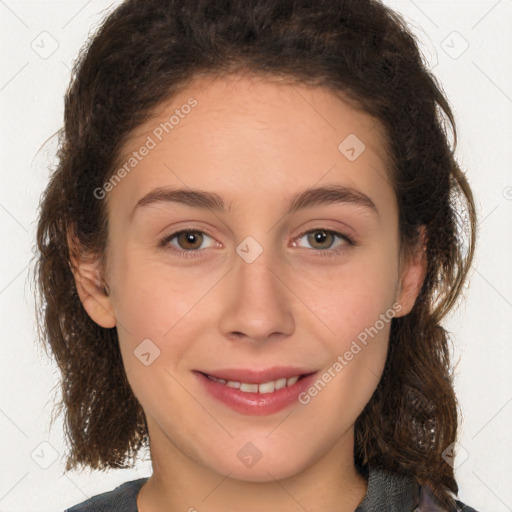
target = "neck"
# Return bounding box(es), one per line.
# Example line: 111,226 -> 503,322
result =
137,420 -> 368,512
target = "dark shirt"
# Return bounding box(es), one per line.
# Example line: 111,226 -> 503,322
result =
64,467 -> 479,511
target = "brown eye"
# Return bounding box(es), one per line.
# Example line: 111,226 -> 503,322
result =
159,229 -> 216,256
174,230 -> 205,250
306,230 -> 336,250
293,228 -> 354,259
176,231 -> 203,250
158,228 -> 219,260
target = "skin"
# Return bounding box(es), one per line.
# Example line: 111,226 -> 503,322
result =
70,73 -> 427,512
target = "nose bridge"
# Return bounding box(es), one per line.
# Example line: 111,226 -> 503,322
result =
218,232 -> 295,341
234,233 -> 284,308
237,236 -> 279,292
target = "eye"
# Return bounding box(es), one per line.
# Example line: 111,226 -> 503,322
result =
158,229 -> 217,258
293,228 -> 355,258
158,227 -> 355,260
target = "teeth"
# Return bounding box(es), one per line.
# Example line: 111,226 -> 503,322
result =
286,376 -> 299,386
240,382 -> 259,392
207,374 -> 303,393
275,377 -> 287,390
258,381 -> 275,394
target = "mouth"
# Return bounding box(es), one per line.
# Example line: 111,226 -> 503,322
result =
197,371 -> 315,394
193,367 -> 319,416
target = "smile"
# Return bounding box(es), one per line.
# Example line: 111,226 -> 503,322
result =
206,374 -> 302,393
194,369 -> 318,416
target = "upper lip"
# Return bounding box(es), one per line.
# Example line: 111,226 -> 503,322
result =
196,366 -> 317,384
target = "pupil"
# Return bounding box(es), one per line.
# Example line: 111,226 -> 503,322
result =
181,231 -> 201,249
311,230 -> 331,248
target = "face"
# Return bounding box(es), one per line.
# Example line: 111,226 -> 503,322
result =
75,73 -> 425,483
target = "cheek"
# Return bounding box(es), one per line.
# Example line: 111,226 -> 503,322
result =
111,243 -> 195,331
295,250 -> 399,340
296,272 -> 396,427
110,250 -> 202,382
113,265 -> 199,422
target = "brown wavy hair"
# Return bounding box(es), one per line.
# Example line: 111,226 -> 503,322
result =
32,0 -> 476,509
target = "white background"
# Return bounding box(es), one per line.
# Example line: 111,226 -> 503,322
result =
0,1 -> 511,511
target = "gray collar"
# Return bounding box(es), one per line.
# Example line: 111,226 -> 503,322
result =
66,466 -> 423,512
355,467 -> 419,511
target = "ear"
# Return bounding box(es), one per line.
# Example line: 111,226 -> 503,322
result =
394,225 -> 428,317
67,230 -> 116,329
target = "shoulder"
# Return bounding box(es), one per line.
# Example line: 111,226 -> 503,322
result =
454,498 -> 480,512
356,465 -> 481,512
417,482 -> 481,512
63,477 -> 148,512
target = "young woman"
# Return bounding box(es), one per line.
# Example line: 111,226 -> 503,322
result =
34,0 -> 479,510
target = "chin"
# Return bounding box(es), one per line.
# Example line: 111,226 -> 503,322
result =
205,445 -> 311,483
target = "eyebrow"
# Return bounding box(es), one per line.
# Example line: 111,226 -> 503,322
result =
131,184 -> 379,219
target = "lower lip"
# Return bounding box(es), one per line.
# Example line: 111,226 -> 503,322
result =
194,371 -> 317,416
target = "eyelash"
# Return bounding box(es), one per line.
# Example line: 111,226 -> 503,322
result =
158,227 -> 355,260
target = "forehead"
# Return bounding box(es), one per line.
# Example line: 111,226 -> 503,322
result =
107,73 -> 395,219
124,72 -> 391,160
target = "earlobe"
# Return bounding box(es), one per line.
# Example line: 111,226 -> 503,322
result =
67,231 -> 116,329
395,226 -> 428,317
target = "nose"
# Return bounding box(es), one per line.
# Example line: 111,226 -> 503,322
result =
218,245 -> 295,344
